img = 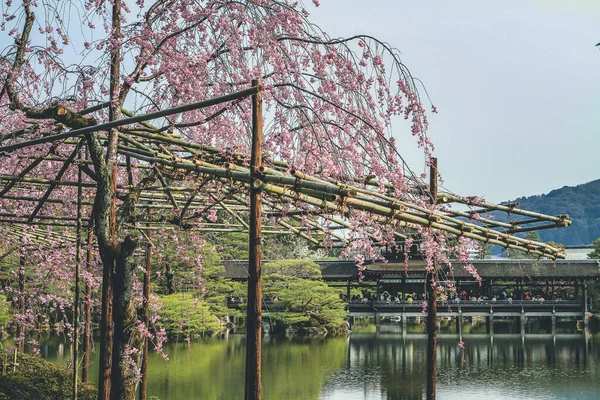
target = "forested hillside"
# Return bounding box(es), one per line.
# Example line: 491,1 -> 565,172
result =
495,179 -> 600,246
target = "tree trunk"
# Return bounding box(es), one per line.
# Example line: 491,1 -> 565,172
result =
165,265 -> 174,294
110,237 -> 143,400
98,254 -> 114,400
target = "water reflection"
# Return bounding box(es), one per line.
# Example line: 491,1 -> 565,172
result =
33,332 -> 600,400
323,333 -> 599,400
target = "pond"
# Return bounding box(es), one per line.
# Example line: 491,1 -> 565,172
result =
39,331 -> 600,399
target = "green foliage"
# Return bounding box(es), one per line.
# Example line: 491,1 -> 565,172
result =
201,276 -> 246,319
547,241 -> 565,251
588,238 -> 600,259
0,297 -> 12,328
156,293 -> 221,337
587,281 -> 600,316
263,260 -> 347,335
0,353 -> 96,400
213,232 -> 250,260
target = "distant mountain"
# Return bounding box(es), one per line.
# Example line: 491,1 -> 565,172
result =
496,179 -> 600,246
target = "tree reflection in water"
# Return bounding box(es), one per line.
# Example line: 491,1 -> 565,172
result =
33,332 -> 600,399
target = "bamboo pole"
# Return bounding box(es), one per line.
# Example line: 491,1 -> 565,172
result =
16,154 -> 153,170
255,179 -> 564,259
0,219 -> 82,228
506,222 -> 571,234
445,208 -> 516,229
245,79 -> 263,400
438,193 -> 568,223
0,213 -> 87,222
0,174 -> 97,188
0,137 -> 567,259
209,193 -> 249,229
0,194 -> 93,205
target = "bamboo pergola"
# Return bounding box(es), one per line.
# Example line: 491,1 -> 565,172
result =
0,83 -> 571,400
0,112 -> 571,259
0,156 -> 571,258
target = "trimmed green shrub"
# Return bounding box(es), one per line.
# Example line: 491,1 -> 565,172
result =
0,353 -> 96,400
157,293 -> 221,337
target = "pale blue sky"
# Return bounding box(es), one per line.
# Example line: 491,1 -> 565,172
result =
310,0 -> 600,203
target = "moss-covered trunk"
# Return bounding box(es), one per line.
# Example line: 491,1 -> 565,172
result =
110,236 -> 143,400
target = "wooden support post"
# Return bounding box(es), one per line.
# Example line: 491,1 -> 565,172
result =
245,79 -> 263,400
139,207 -> 152,400
82,223 -> 93,383
72,157 -> 83,400
426,157 -> 438,400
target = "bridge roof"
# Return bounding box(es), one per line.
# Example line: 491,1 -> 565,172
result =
221,259 -> 600,281
366,259 -> 600,280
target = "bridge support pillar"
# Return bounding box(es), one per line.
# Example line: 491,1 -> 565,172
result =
456,314 -> 462,339
487,314 -> 494,335
520,314 -> 526,335
401,314 -> 407,336
375,313 -> 381,332
551,314 -> 556,335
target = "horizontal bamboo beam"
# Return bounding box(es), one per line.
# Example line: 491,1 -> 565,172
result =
256,181 -> 564,259
438,193 -> 568,224
0,86 -> 261,154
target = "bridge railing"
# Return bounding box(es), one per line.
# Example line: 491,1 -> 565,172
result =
348,299 -> 584,314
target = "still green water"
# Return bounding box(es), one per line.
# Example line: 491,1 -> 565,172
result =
40,332 -> 599,400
